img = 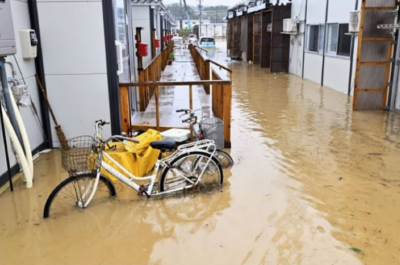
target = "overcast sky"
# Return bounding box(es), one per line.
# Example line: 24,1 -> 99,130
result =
163,0 -> 237,7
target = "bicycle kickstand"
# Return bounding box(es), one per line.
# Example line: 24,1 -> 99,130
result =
139,185 -> 150,198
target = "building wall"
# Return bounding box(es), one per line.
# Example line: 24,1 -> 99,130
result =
0,0 -> 46,180
131,5 -> 152,69
289,0 -> 361,95
37,0 -> 111,145
200,23 -> 227,38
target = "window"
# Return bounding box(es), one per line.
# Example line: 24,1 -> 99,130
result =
338,24 -> 351,56
307,25 -> 325,54
327,24 -> 339,54
326,23 -> 351,56
308,25 -> 319,52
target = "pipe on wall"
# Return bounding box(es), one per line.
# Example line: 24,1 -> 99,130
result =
348,0 -> 360,95
0,58 -> 23,147
320,0 -> 330,86
301,0 -> 308,79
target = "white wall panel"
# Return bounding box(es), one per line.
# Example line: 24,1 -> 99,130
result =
304,52 -> 323,84
131,6 -> 152,68
46,74 -> 111,147
323,56 -> 351,94
328,0 -> 357,23
37,0 -> 110,147
306,0 -> 327,24
38,1 -> 107,75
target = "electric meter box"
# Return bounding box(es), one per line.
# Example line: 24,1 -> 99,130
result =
0,0 -> 17,56
20,29 -> 38,59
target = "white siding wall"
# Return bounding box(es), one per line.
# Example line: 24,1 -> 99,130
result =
131,6 -> 152,69
289,0 -> 360,95
0,0 -> 45,178
37,0 -> 111,146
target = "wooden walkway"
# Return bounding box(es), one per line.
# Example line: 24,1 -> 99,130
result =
131,47 -> 211,128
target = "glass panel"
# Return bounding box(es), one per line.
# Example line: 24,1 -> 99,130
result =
327,24 -> 339,54
113,0 -> 130,83
318,25 -> 325,54
338,24 -> 351,56
308,25 -> 319,52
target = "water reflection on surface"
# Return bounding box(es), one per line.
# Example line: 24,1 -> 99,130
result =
0,45 -> 400,265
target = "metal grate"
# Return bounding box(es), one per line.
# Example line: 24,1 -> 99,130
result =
363,10 -> 396,38
365,0 -> 396,8
358,65 -> 387,89
356,92 -> 384,110
360,41 -> 390,62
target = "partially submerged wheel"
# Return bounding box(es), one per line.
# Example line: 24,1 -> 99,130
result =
159,151 -> 223,193
43,174 -> 116,218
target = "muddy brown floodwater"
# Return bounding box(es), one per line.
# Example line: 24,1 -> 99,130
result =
1,50 -> 400,265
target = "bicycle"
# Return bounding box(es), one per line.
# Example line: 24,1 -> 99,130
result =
177,109 -> 234,169
43,120 -> 223,218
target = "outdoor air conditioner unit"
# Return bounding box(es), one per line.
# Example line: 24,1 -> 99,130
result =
349,11 -> 360,33
283,18 -> 297,34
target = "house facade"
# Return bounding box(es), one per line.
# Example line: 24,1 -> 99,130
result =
0,0 -> 175,186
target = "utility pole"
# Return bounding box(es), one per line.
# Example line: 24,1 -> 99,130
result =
179,0 -> 183,30
198,0 -> 202,37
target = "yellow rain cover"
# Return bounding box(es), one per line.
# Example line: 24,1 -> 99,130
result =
101,129 -> 162,182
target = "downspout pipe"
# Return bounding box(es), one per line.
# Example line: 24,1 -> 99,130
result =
348,0 -> 359,95
321,0 -> 330,86
0,58 -> 23,147
301,0 -> 308,79
0,61 -> 14,191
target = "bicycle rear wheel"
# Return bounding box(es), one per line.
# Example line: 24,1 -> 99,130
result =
159,152 -> 223,193
43,173 -> 116,218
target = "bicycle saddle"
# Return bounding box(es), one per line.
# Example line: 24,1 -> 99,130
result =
150,139 -> 176,151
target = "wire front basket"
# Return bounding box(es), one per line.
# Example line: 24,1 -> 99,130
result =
201,117 -> 224,149
61,136 -> 101,175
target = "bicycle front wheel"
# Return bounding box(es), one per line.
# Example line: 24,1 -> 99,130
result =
43,174 -> 116,218
159,152 -> 223,193
215,149 -> 234,169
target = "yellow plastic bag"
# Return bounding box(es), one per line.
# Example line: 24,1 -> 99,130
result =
101,130 -> 162,182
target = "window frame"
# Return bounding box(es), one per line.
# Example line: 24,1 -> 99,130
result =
306,24 -> 325,55
325,23 -> 351,58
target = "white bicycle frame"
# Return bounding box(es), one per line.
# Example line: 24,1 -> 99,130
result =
82,138 -> 217,208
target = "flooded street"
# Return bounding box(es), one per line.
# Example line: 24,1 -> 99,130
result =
1,42 -> 400,265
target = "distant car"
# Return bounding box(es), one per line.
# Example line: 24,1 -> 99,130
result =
188,34 -> 197,44
199,37 -> 216,56
172,36 -> 183,45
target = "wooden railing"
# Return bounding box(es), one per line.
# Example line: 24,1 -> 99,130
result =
189,44 -> 233,94
136,43 -> 175,112
119,79 -> 232,148
119,42 -> 233,148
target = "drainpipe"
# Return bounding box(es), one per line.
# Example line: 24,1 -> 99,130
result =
321,0 -> 330,86
0,58 -> 23,147
301,0 -> 308,78
0,61 -> 14,191
348,0 -> 359,95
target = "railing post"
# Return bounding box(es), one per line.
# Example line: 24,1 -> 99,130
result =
120,85 -> 131,134
222,83 -> 232,148
139,71 -> 146,111
204,60 -> 210,94
189,84 -> 193,110
155,86 -> 160,130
